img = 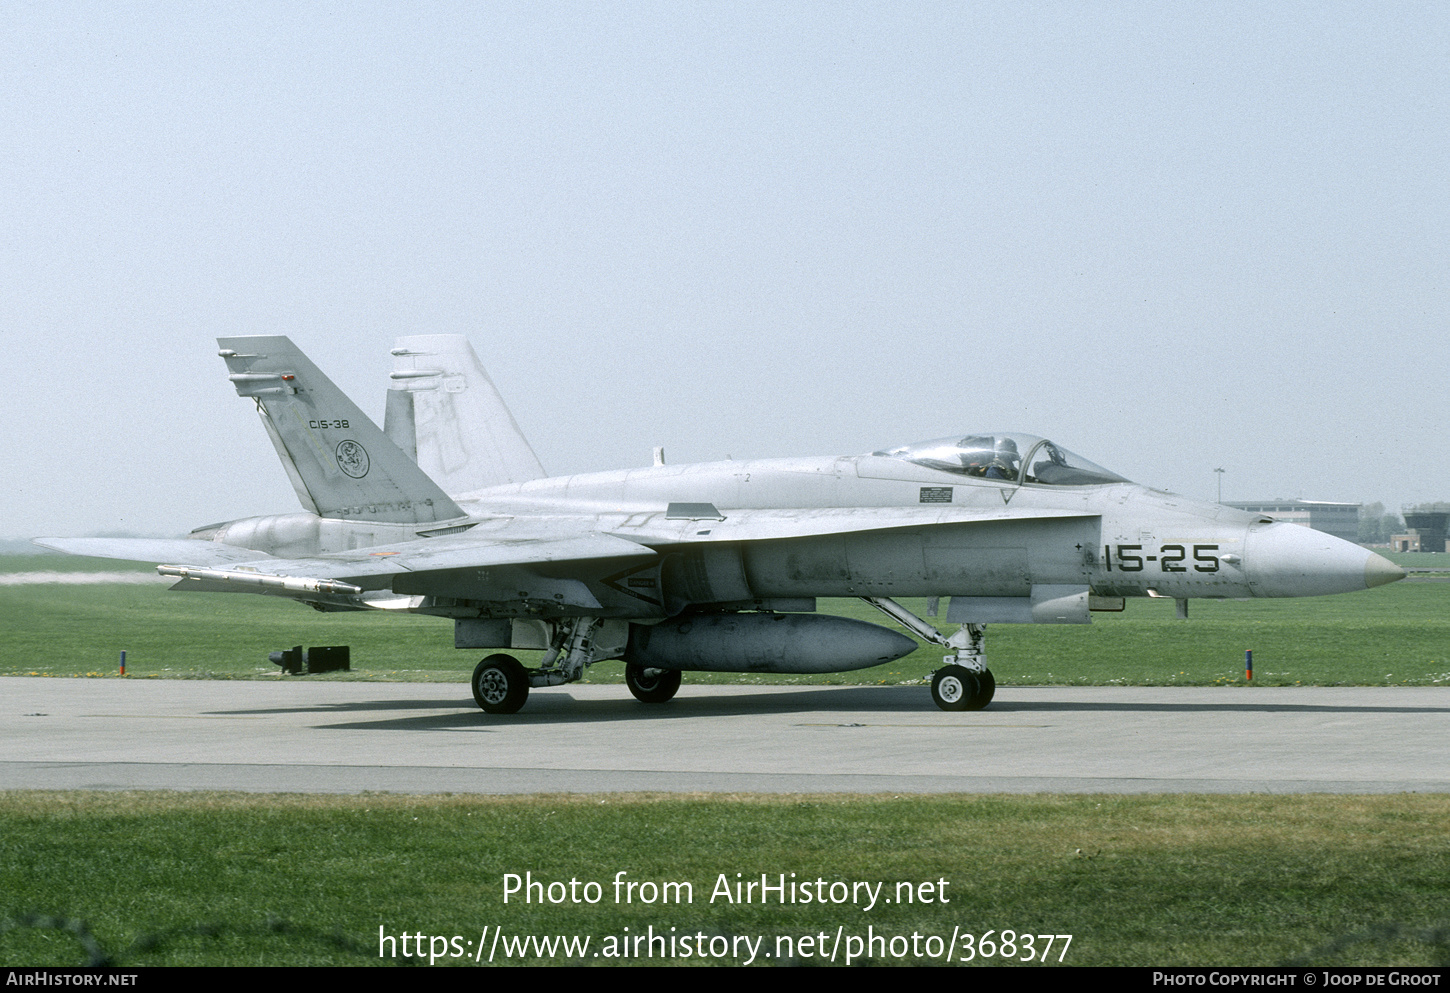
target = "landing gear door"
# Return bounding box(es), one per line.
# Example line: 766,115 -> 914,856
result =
946,585 -> 1090,624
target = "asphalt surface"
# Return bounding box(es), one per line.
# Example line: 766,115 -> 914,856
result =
5,677 -> 1448,794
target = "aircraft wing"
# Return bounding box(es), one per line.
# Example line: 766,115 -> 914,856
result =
36,523 -> 653,601
242,527 -> 656,586
129,522 -> 652,603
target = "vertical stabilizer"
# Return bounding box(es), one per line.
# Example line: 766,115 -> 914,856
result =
386,335 -> 546,495
218,336 -> 465,524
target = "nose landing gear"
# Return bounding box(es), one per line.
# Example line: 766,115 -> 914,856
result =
860,597 -> 998,711
930,665 -> 996,711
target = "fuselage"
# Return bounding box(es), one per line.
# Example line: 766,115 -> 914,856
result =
194,450 -> 1402,616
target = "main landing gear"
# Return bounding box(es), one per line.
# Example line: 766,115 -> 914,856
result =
471,618 -> 611,713
472,618 -> 680,714
860,597 -> 997,712
472,654 -> 530,714
624,663 -> 682,704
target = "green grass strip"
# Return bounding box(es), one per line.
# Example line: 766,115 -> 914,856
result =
2,792 -> 1449,967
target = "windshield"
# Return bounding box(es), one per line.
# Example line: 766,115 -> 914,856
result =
873,433 -> 1129,486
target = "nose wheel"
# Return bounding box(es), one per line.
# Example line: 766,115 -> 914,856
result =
931,665 -> 995,711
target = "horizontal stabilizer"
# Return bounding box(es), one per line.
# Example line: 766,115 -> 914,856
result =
32,537 -> 277,568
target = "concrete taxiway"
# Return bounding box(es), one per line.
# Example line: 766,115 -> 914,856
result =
4,677 -> 1448,794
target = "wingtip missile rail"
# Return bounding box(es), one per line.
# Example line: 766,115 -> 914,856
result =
157,565 -> 364,596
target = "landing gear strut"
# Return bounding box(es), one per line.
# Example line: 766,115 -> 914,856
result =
624,663 -> 682,704
470,617 -> 623,714
860,597 -> 997,712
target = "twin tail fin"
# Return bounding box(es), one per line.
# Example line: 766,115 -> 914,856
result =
218,335 -> 464,524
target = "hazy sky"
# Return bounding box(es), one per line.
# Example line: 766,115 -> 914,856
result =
4,2 -> 1445,539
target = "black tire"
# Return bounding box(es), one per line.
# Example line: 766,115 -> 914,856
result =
968,668 -> 996,710
931,665 -> 975,711
472,654 -> 530,714
625,663 -> 682,704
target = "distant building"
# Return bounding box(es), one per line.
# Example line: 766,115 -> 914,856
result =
1389,532 -> 1439,553
1394,505 -> 1450,553
1223,500 -> 1361,543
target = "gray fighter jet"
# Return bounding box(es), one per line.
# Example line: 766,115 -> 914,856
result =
38,336 -> 1406,713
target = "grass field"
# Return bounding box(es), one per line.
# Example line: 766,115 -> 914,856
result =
2,792 -> 1448,967
2,554 -> 1445,687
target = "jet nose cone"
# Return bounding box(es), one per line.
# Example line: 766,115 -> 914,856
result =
1244,523 -> 1402,597
1364,552 -> 1407,589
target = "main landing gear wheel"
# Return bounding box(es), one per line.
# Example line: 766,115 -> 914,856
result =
931,665 -> 996,712
472,654 -> 530,714
625,663 -> 682,704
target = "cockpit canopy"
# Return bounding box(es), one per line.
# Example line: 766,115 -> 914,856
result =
873,433 -> 1129,486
